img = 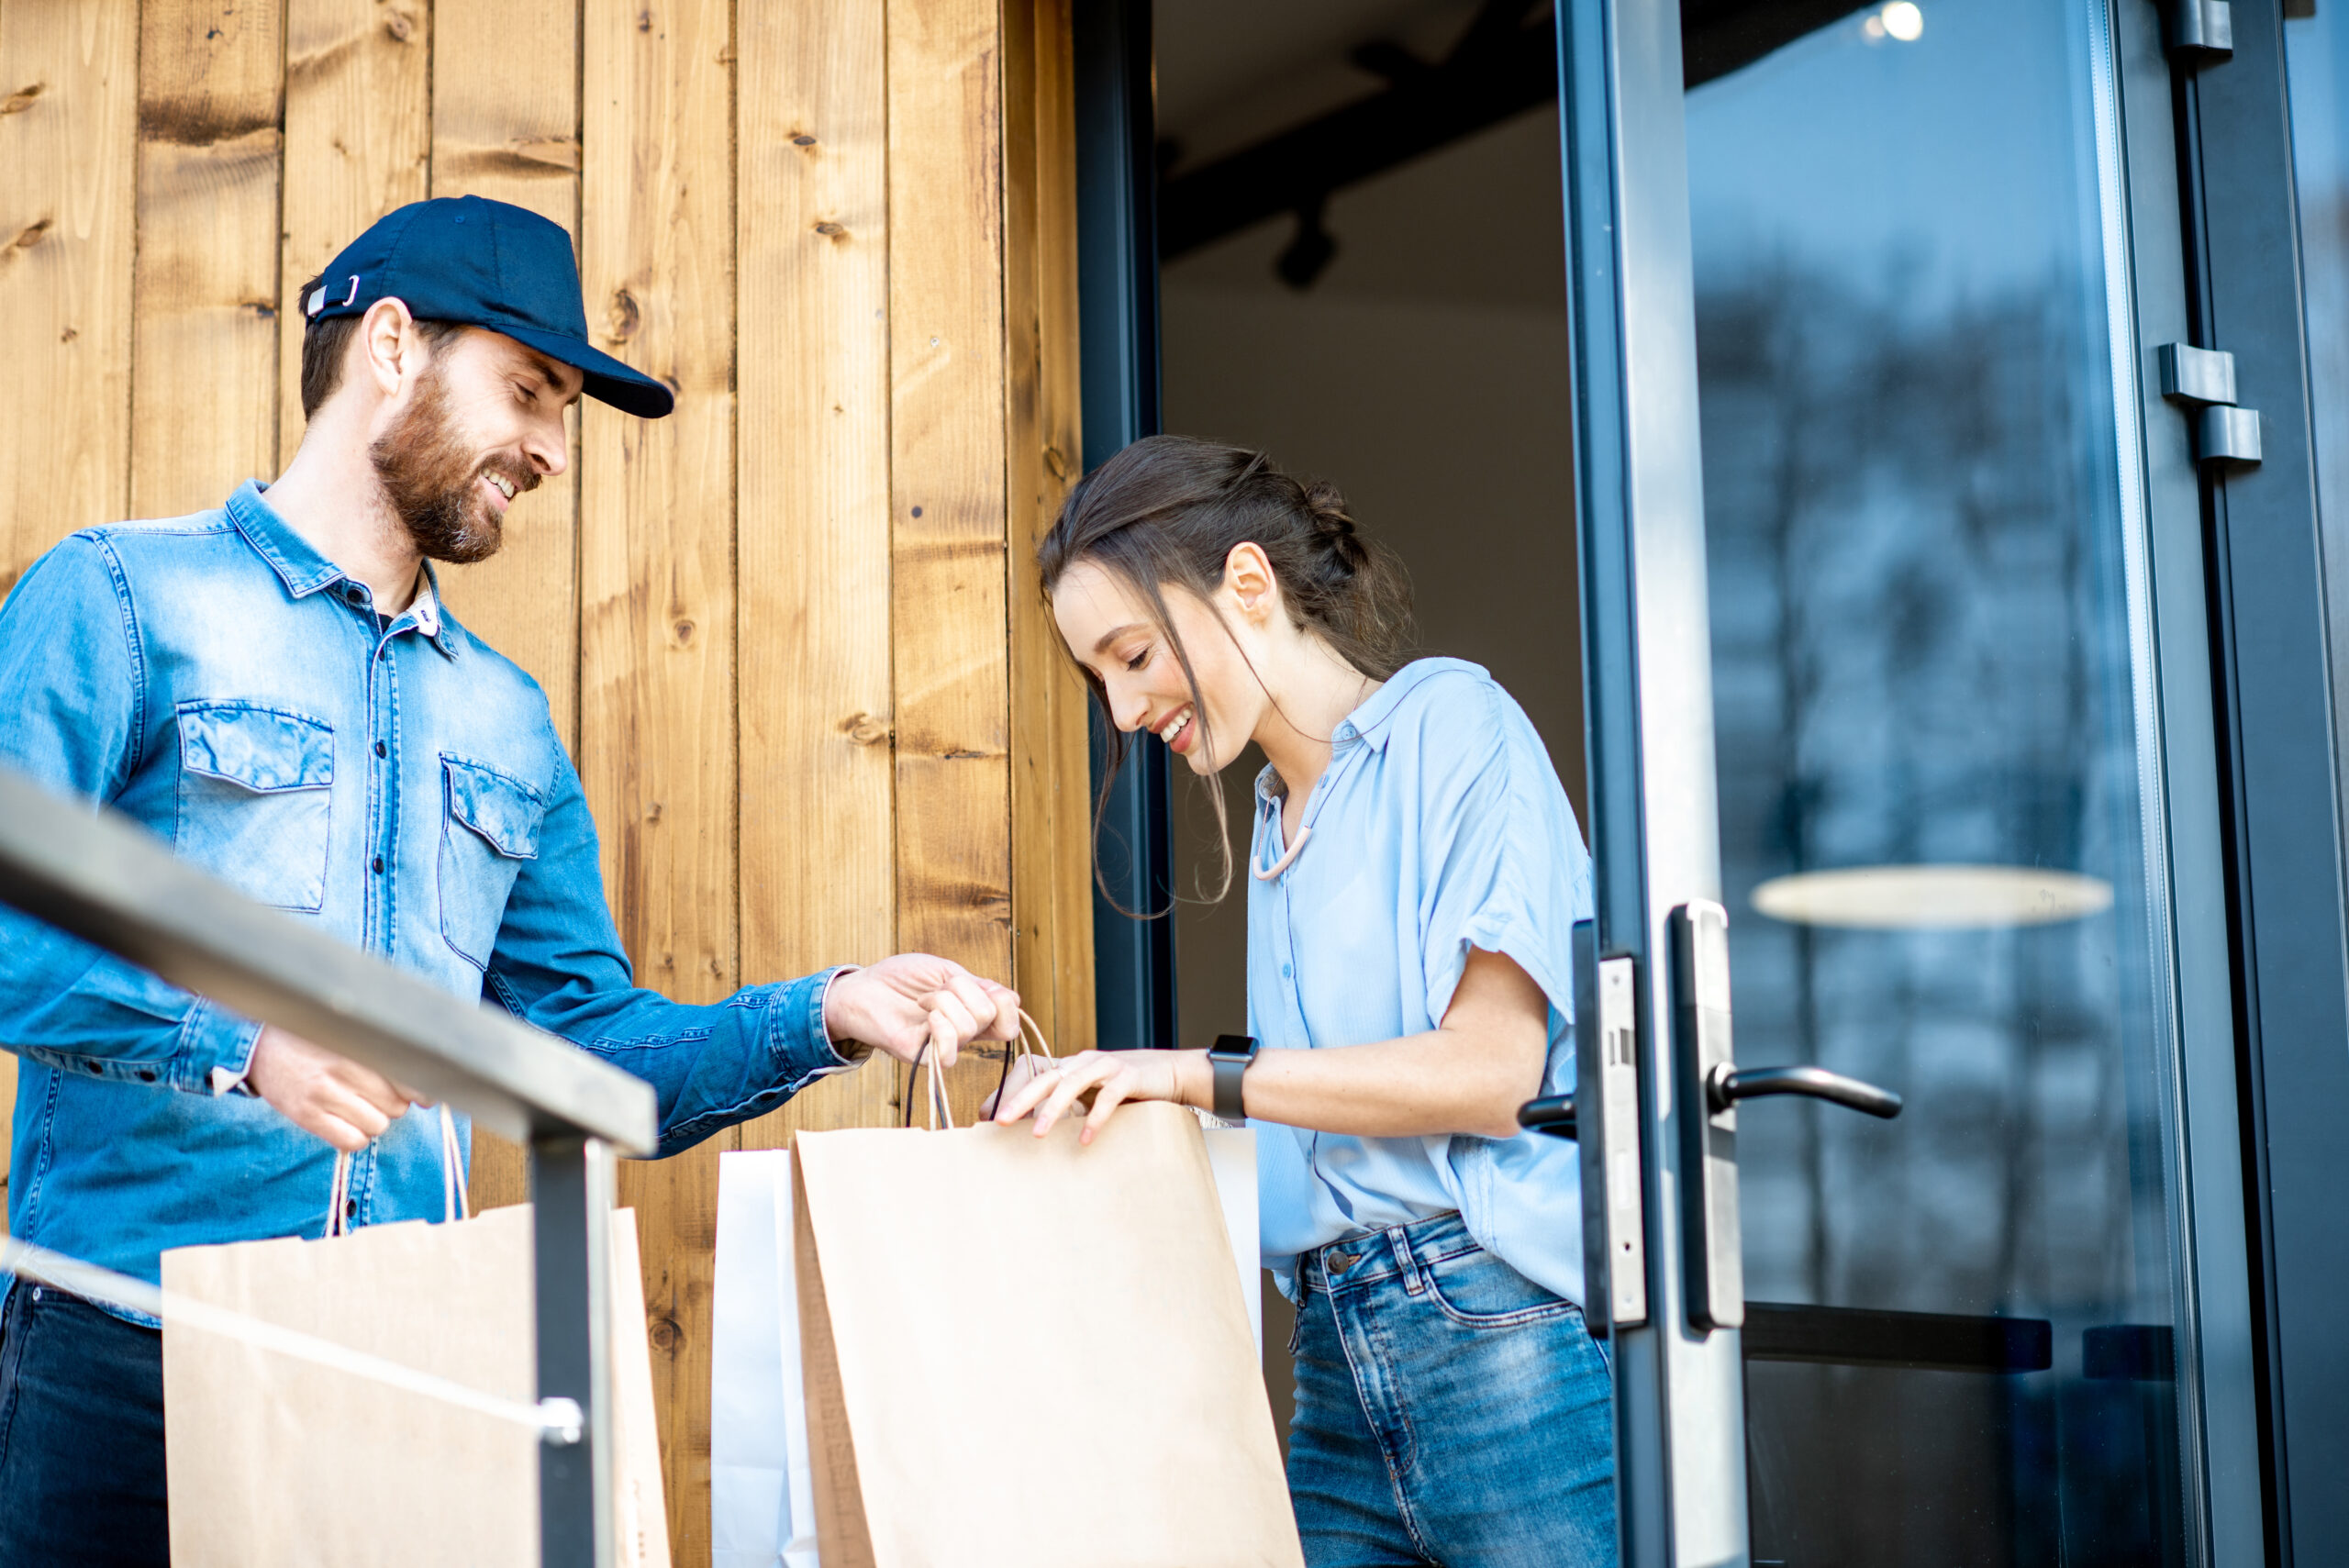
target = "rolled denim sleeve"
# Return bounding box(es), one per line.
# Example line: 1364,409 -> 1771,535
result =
0,537 -> 263,1092
480,745 -> 862,1157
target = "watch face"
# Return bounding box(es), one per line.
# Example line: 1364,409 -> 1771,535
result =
1211,1033 -> 1257,1060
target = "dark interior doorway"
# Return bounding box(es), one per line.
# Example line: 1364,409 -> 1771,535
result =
1151,0 -> 1586,1445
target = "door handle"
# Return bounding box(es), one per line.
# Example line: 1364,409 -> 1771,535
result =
1671,900 -> 1904,1333
1516,1094 -> 1575,1137
1705,1062 -> 1901,1119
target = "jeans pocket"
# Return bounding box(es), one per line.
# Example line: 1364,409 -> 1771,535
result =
1419,1246 -> 1581,1329
174,703 -> 334,911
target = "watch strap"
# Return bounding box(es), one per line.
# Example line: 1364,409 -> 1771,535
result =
1208,1033 -> 1257,1121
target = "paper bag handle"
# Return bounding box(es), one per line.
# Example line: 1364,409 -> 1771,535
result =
900,1043 -> 957,1131
989,1008 -> 1058,1115
323,1103 -> 473,1238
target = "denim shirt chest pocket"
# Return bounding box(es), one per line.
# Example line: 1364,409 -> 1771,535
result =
439,754 -> 544,971
174,702 -> 335,911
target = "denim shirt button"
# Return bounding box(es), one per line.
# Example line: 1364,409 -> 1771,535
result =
137,1069 -> 156,1084
371,855 -> 385,873
374,740 -> 387,758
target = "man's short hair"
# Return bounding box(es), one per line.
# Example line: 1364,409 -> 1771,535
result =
297,274 -> 464,419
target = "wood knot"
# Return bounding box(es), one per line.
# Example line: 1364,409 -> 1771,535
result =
814,221 -> 846,239
648,1314 -> 682,1352
1,83 -> 42,116
604,287 -> 640,343
644,800 -> 664,822
1043,445 -> 1072,481
672,618 -> 695,645
7,217 -> 52,255
382,7 -> 416,42
637,9 -> 653,31
840,713 -> 892,747
791,133 -> 817,147
57,326 -> 76,343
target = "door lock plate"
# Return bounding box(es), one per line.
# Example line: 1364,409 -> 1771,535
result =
1671,900 -> 1743,1332
1574,925 -> 1646,1334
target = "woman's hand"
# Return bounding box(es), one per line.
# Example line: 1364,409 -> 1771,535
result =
991,1048 -> 1210,1144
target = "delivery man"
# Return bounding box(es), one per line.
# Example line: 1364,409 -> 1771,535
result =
0,195 -> 1018,1566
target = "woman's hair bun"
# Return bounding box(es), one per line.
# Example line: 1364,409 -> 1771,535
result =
1300,480 -> 1363,568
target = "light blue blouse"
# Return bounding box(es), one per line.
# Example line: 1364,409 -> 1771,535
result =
1247,658 -> 1594,1306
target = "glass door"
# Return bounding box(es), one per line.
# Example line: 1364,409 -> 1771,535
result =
1560,2 -> 2261,1562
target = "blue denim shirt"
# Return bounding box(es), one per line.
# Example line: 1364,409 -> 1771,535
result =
0,482 -> 856,1320
1248,659 -> 1594,1307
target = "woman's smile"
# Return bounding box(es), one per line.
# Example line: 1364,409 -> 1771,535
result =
1153,704 -> 1197,754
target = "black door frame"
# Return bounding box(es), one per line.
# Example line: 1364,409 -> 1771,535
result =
1074,0 -> 1178,1053
2169,3 -> 2349,1562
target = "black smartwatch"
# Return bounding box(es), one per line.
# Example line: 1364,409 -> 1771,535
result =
1208,1033 -> 1260,1121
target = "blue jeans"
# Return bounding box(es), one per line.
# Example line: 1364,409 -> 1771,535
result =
1288,1211 -> 1618,1567
0,1284 -> 169,1565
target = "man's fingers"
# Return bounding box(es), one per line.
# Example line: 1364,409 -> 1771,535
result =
925,992 -> 981,1065
319,1084 -> 394,1144
310,1110 -> 373,1155
986,984 -> 1021,1045
926,1005 -> 960,1070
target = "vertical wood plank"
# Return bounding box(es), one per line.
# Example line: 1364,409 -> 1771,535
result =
0,0 -> 138,576
734,0 -> 898,1147
0,0 -> 139,1232
1005,0 -> 1094,1054
890,0 -> 1014,1122
581,0 -> 737,1557
429,0 -> 582,748
131,0 -> 285,519
276,0 -> 430,466
433,0 -> 585,1217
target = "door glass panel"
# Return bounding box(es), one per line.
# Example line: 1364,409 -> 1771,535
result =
1685,3 -> 2194,1564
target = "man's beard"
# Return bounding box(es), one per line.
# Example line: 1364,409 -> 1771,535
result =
369,364 -> 539,565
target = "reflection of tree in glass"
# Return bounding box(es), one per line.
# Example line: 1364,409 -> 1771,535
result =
1696,257 -> 2143,1327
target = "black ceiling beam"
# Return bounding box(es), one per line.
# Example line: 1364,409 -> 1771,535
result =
1160,0 -> 1875,265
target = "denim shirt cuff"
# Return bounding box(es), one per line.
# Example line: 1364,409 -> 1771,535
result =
777,966 -> 867,1084
174,998 -> 264,1095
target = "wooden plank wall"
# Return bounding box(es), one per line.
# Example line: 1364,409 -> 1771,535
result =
0,2 -> 1093,1561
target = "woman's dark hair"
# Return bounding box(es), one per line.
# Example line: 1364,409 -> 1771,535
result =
1038,435 -> 1414,910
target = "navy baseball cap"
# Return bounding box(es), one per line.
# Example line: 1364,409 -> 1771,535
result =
301,195 -> 673,418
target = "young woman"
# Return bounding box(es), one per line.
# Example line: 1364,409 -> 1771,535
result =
995,436 -> 1615,1568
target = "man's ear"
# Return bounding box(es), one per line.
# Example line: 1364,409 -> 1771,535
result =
357,296 -> 420,400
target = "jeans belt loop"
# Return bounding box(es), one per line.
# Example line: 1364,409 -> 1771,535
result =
1386,1226 -> 1424,1295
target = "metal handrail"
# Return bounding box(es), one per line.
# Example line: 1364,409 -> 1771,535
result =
0,764 -> 647,1567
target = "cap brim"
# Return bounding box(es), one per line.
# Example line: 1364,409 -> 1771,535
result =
497,324 -> 675,419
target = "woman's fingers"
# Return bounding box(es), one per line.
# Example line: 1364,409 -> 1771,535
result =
1081,1073 -> 1137,1146
1030,1055 -> 1108,1138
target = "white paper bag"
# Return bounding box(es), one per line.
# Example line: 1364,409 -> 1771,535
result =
711,1151 -> 819,1568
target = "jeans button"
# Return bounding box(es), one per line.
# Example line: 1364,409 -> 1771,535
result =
1326,1249 -> 1355,1274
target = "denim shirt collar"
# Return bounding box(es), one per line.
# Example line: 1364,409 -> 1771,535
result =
225,480 -> 460,660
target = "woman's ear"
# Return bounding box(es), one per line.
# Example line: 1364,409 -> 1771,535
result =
1222,541 -> 1277,622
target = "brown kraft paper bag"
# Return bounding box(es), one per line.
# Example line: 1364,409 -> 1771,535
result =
162,1187 -> 670,1568
792,1098 -> 1302,1568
